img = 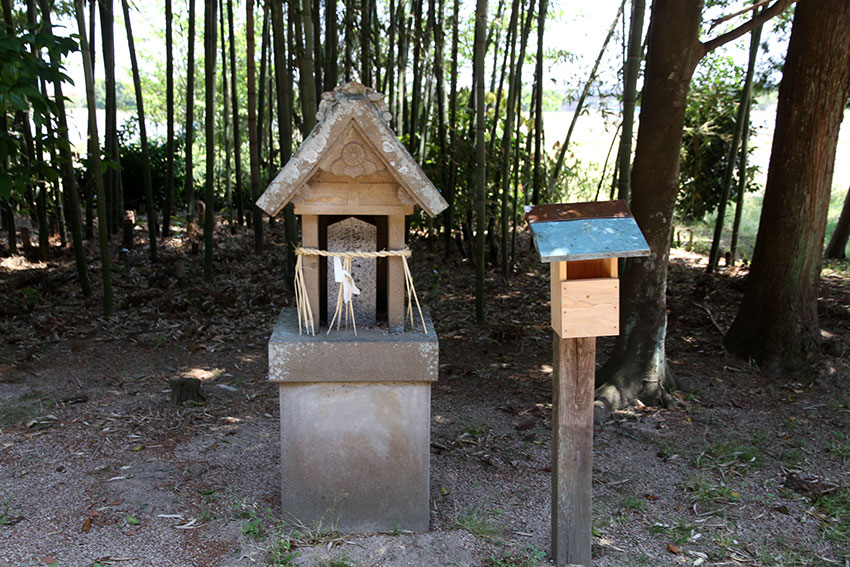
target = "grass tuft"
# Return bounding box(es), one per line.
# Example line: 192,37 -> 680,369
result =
682,474 -> 741,504
453,506 -> 505,541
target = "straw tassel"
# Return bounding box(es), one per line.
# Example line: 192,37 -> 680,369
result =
293,247 -> 427,336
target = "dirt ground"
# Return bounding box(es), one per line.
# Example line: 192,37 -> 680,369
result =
1,219 -> 849,567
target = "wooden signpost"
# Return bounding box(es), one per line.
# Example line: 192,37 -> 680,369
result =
526,201 -> 650,566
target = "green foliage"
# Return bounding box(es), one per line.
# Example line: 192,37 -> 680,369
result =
452,505 -> 505,540
827,433 -> 850,464
697,438 -> 764,471
0,20 -> 77,200
320,555 -> 357,567
242,516 -> 265,539
267,538 -> 299,567
489,546 -> 546,567
816,488 -> 850,544
678,54 -> 757,221
620,495 -> 647,511
649,519 -> 695,546
117,120 -> 187,210
0,496 -> 17,525
94,79 -> 137,111
681,474 -> 741,504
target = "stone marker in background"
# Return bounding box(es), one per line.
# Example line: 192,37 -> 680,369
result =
327,217 -> 377,325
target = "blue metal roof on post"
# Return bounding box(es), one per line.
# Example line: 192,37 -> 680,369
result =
525,200 -> 650,263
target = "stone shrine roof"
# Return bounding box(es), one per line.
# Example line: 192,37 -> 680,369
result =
256,82 -> 448,218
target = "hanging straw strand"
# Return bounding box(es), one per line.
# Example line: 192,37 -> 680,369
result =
293,247 -> 426,335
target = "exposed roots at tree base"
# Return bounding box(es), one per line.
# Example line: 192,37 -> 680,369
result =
593,361 -> 677,425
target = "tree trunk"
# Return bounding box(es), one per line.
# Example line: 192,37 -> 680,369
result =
283,5 -> 297,263
74,0 -> 112,314
1,0 -> 15,255
41,0 -> 91,295
26,0 -> 48,260
725,0 -> 850,374
325,0 -> 338,90
531,0 -> 546,204
616,0 -> 646,203
486,0 -> 514,158
371,0 -> 380,92
434,0 -> 447,230
169,377 -> 206,404
485,0 -> 505,97
203,0 -> 217,282
498,0 -> 520,278
247,0 -> 262,253
595,0 -> 794,420
99,0 -> 120,235
706,12 -> 762,273
257,6 -> 268,178
122,0 -> 159,261
510,0 -> 533,268
44,109 -> 67,248
343,0 -> 353,82
730,87 -> 753,264
272,0 -> 297,271
409,0 -> 422,149
550,0 -> 624,187
443,0 -> 459,258
595,0 -> 702,420
386,0 -> 395,120
399,8 -> 409,136
227,0 -> 243,227
825,186 -> 850,260
299,0 -> 318,133
185,0 -> 197,224
312,0 -> 323,97
162,0 -> 175,237
360,0 -> 371,85
473,0 -> 487,324
2,197 -> 16,254
84,0 -> 95,240
219,0 -> 232,226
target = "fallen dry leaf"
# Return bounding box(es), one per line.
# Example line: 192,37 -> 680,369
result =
667,543 -> 681,554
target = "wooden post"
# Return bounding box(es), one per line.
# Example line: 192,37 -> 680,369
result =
387,214 -> 405,330
301,214 -> 320,319
552,334 -> 595,566
550,259 -> 611,566
122,210 -> 135,249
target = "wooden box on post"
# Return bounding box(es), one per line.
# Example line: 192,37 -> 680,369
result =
526,200 -> 649,567
551,258 -> 619,339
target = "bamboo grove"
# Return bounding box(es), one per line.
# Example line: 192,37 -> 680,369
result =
0,0 -> 605,319
3,0 -> 850,386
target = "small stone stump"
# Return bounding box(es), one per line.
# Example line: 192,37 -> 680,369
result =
169,377 -> 205,404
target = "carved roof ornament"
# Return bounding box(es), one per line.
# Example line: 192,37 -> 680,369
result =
256,82 -> 447,217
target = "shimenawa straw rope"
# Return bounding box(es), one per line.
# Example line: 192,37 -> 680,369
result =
293,247 -> 427,336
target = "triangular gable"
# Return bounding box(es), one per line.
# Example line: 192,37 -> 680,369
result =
256,83 -> 448,218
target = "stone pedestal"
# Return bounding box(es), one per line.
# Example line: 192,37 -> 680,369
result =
269,307 -> 438,532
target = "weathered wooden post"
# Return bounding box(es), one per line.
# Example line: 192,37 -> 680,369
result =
255,83 -> 447,532
525,201 -> 650,566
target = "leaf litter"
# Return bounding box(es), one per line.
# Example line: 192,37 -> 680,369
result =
0,218 -> 849,565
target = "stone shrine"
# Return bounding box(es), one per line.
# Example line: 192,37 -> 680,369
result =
256,82 -> 447,532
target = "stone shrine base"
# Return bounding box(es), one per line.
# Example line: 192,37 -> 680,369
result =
268,307 -> 438,533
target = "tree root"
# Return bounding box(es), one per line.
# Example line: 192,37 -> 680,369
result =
594,361 -> 677,425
